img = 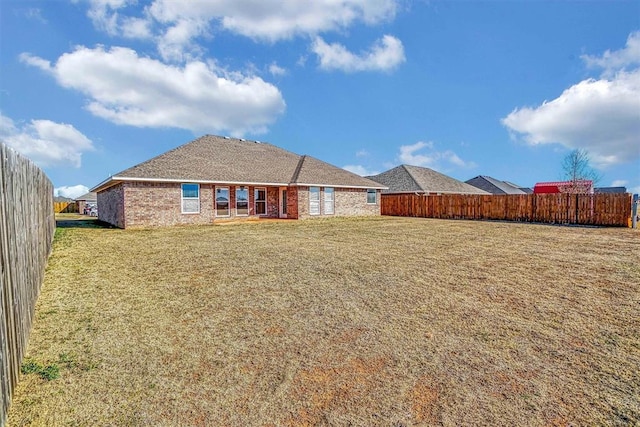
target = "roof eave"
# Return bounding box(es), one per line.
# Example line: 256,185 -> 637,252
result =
95,176 -> 394,192
90,176 -> 119,193
293,183 -> 388,190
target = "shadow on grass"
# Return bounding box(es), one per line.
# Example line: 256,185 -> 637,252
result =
55,217 -> 114,229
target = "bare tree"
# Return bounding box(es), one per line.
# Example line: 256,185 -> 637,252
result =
561,149 -> 601,193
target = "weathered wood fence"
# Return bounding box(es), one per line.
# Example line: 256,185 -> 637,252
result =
54,201 -> 78,213
0,144 -> 55,425
381,193 -> 632,227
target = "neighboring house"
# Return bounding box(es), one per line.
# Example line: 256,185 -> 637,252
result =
465,175 -> 528,195
367,165 -> 490,195
91,135 -> 387,228
75,192 -> 97,215
595,186 -> 627,194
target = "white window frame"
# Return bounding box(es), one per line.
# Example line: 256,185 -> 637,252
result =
366,189 -> 377,204
181,183 -> 200,214
236,186 -> 249,216
255,187 -> 267,216
309,186 -> 320,215
324,187 -> 334,215
215,186 -> 230,217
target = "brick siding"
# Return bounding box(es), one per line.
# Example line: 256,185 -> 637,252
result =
124,182 -> 215,227
297,186 -> 381,219
97,183 -> 125,228
267,187 -> 279,218
286,186 -> 299,219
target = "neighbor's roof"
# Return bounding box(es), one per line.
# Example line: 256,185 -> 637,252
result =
465,175 -> 527,195
594,186 -> 627,194
74,191 -> 97,201
91,135 -> 386,192
367,165 -> 490,195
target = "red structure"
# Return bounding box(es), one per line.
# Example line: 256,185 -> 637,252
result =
533,180 -> 593,194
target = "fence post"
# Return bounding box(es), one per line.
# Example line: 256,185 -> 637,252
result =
633,194 -> 638,229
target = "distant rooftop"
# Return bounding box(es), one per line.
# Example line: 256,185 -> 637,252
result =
465,175 -> 528,195
368,165 -> 490,195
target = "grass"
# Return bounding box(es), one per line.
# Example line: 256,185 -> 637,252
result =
8,215 -> 640,426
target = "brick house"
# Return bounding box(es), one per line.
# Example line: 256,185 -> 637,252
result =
91,135 -> 387,228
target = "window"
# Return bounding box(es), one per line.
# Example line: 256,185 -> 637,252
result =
309,187 -> 320,215
215,187 -> 229,217
255,188 -> 266,215
236,187 -> 249,216
367,189 -> 377,204
181,183 -> 199,214
324,187 -> 334,215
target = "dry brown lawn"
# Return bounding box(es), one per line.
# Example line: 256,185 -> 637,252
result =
8,215 -> 640,426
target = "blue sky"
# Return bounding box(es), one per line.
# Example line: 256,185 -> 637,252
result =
1,0 -> 639,198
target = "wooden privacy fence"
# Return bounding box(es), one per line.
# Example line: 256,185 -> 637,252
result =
381,193 -> 632,227
0,144 -> 55,425
54,201 -> 78,213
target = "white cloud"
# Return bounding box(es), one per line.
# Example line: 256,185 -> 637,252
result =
399,141 -> 434,166
611,179 -> 628,187
356,149 -> 369,157
25,8 -> 47,23
157,18 -> 210,62
268,62 -> 287,77
147,0 -> 398,41
86,0 -> 131,36
343,164 -> 380,176
0,113 -> 94,168
55,185 -> 90,199
502,70 -> 640,168
503,32 -> 640,168
19,53 -> 51,71
83,0 -> 400,61
582,31 -> 640,74
21,46 -> 286,136
312,35 -> 405,72
121,16 -> 153,39
398,141 -> 476,169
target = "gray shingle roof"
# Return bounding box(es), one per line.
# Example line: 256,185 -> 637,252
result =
74,192 -> 97,201
594,186 -> 627,194
465,175 -> 527,195
367,165 -> 490,195
92,135 -> 385,191
294,155 -> 384,188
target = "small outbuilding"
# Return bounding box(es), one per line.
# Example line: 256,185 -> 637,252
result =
533,180 -> 594,194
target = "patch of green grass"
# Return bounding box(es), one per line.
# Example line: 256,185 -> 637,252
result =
20,359 -> 60,381
20,359 -> 41,375
58,352 -> 76,369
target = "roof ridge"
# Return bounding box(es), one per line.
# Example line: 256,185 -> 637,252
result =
401,164 -> 426,192
290,154 -> 306,184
